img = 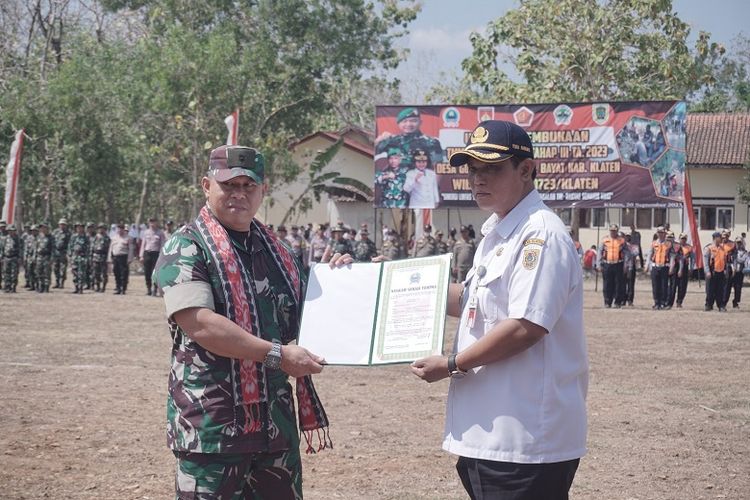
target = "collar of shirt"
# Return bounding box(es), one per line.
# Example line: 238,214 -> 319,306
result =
480,189 -> 543,241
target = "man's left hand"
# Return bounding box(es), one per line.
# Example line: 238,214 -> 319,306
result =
411,355 -> 449,383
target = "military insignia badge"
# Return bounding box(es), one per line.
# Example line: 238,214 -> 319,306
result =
522,248 -> 540,270
553,105 -> 573,125
513,106 -> 534,127
477,106 -> 495,122
442,107 -> 460,128
470,126 -> 489,144
592,103 -> 610,125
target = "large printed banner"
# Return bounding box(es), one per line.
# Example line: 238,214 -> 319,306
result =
374,101 -> 686,209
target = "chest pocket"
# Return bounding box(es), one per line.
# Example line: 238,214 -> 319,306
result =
475,251 -> 511,324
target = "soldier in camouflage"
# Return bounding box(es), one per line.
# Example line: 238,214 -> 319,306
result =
52,217 -> 71,288
86,222 -> 96,289
154,144 -> 330,499
375,107 -> 444,169
381,229 -> 402,260
91,223 -> 111,292
452,225 -> 476,283
352,227 -> 378,262
2,225 -> 21,292
35,223 -> 54,292
375,148 -> 408,208
412,224 -> 437,257
435,230 -> 449,254
23,225 -> 38,289
68,222 -> 90,294
322,224 -> 353,262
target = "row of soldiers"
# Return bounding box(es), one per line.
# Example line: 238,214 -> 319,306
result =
598,224 -> 747,310
0,219 -> 111,293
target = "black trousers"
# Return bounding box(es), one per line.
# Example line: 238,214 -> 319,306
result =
456,456 -> 580,500
666,272 -> 678,307
730,269 -> 744,306
676,272 -> 689,305
624,267 -> 636,304
112,254 -> 129,292
143,250 -> 159,289
651,266 -> 669,307
706,271 -> 726,309
602,262 -> 624,306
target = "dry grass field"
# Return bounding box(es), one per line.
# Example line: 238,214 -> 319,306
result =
1,275 -> 748,499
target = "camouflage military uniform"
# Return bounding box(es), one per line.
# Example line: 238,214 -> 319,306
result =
51,226 -> 71,288
23,228 -> 37,289
154,223 -> 307,499
412,234 -> 437,257
435,237 -> 449,255
375,164 -> 408,208
327,237 -> 354,256
352,237 -> 377,263
2,230 -> 21,292
86,225 -> 97,288
381,238 -> 401,260
375,131 -> 444,170
34,230 -> 54,292
68,231 -> 90,293
91,231 -> 111,292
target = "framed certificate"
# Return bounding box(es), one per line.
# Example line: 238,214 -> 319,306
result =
297,254 -> 452,365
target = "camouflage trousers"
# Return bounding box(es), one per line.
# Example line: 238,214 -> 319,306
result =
24,259 -> 36,287
71,255 -> 88,289
36,258 -> 52,288
3,258 -> 19,290
53,255 -> 68,284
92,259 -> 108,287
174,448 -> 302,500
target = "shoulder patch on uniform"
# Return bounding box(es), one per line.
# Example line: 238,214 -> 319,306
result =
523,238 -> 545,247
522,248 -> 540,270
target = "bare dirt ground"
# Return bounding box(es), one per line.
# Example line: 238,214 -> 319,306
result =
1,275 -> 748,499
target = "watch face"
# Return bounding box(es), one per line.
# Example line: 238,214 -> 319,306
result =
265,353 -> 281,370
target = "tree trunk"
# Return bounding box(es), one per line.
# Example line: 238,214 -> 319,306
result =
135,169 -> 149,228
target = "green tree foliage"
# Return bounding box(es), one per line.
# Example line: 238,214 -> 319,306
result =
428,0 -> 726,104
0,0 -> 418,224
691,34 -> 750,113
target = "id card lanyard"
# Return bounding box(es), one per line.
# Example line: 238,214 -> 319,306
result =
466,244 -> 504,328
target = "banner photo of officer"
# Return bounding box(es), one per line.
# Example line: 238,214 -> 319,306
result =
374,101 -> 686,209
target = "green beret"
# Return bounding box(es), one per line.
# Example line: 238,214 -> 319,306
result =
387,147 -> 402,157
397,107 -> 419,123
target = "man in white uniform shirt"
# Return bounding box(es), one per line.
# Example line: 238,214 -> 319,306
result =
412,120 -> 588,499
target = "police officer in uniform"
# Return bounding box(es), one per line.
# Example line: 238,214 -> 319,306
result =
729,237 -> 747,308
599,223 -> 626,308
452,225 -> 476,283
285,225 -> 308,268
675,233 -> 694,308
664,231 -> 681,309
380,229 -> 401,260
412,224 -> 437,257
647,226 -> 672,309
435,231 -> 449,254
307,224 -> 329,264
720,229 -> 736,307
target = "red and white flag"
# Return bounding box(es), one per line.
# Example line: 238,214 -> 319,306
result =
224,109 -> 239,146
681,168 -> 703,269
2,129 -> 25,226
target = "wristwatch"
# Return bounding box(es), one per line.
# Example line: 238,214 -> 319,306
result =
263,340 -> 282,370
447,354 -> 467,379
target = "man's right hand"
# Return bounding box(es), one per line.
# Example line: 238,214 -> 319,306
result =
280,344 -> 325,378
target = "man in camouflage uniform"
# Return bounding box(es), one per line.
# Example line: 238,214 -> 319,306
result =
452,225 -> 476,282
352,227 -> 377,262
412,224 -> 437,257
285,225 -> 308,268
322,224 -> 353,261
153,144 -> 330,499
375,107 -> 444,169
381,229 -> 402,260
91,223 -> 111,292
23,224 -> 38,289
68,222 -> 90,294
435,230 -> 449,254
86,222 -> 97,289
34,223 -> 53,292
2,225 -> 21,292
52,217 -> 71,288
375,148 -> 408,208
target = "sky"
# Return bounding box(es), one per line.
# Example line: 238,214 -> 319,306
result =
391,0 -> 750,100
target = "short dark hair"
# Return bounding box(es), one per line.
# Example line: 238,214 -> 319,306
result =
510,156 -> 537,180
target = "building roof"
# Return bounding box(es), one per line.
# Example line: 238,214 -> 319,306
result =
687,113 -> 750,168
289,126 -> 374,157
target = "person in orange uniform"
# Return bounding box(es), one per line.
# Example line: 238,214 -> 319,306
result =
704,231 -> 729,311
675,233 -> 694,308
720,229 -> 736,307
647,226 -> 672,309
599,223 -> 626,308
